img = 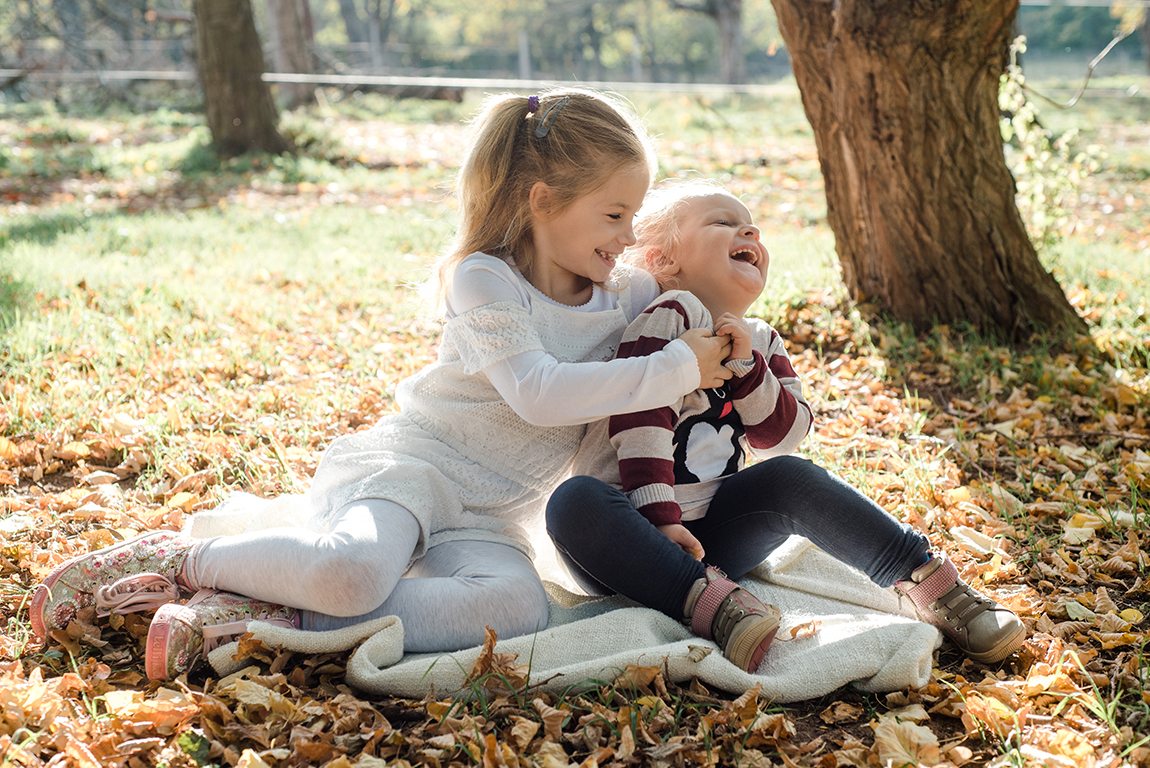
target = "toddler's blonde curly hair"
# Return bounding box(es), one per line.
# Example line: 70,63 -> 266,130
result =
626,178 -> 737,290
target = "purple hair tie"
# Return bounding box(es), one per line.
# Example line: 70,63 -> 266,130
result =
527,95 -> 540,114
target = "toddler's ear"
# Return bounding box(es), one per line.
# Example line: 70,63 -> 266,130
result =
646,247 -> 680,275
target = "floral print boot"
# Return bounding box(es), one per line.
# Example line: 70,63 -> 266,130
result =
146,589 -> 299,681
31,530 -> 196,641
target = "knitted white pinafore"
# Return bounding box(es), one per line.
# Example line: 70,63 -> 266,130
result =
300,258 -> 639,558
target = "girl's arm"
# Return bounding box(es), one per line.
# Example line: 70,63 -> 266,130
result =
727,319 -> 813,458
445,256 -> 725,426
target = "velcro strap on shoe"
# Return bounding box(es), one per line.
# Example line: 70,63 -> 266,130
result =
908,557 -> 959,608
691,577 -> 738,640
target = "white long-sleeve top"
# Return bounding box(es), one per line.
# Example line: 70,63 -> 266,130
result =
301,253 -> 703,557
443,255 -> 700,425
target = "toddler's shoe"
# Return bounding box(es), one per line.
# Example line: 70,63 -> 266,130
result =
146,589 -> 298,681
684,567 -> 780,672
896,553 -> 1026,663
31,530 -> 196,641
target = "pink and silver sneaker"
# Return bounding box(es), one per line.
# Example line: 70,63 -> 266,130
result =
146,590 -> 299,681
30,530 -> 196,641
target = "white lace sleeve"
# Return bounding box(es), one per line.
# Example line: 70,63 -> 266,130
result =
442,302 -> 545,375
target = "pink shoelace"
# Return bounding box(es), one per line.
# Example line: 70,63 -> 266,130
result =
94,573 -> 181,617
182,589 -> 298,657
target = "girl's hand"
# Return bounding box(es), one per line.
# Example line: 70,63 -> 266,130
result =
656,524 -> 705,561
680,328 -> 733,389
714,313 -> 753,363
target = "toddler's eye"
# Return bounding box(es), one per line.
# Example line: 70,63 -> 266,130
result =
608,214 -> 623,221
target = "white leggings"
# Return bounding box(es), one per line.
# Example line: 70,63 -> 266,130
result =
189,499 -> 550,653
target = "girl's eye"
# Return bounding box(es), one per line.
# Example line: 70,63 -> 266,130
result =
608,214 -> 623,221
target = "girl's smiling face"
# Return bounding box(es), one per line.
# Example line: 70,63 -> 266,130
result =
529,163 -> 650,306
662,193 -> 769,318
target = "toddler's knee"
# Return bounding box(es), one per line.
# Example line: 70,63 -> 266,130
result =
546,476 -> 608,533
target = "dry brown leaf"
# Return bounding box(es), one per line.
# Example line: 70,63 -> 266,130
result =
508,716 -> 539,751
533,698 -> 566,742
818,701 -> 863,724
872,713 -> 942,767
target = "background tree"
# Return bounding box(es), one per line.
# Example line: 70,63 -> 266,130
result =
769,0 -> 1088,338
670,0 -> 743,83
265,0 -> 315,108
193,0 -> 290,156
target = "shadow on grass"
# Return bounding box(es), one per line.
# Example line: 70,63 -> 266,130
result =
0,207 -> 90,249
0,207 -> 118,333
0,272 -> 34,333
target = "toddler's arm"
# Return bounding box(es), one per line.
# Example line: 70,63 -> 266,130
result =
607,292 -> 708,529
726,320 -> 813,458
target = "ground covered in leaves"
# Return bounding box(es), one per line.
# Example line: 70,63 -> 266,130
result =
2,90 -> 1150,767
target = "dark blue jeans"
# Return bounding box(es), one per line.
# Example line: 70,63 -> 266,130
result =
545,455 -> 930,621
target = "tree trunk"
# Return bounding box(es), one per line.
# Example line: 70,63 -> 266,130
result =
770,0 -> 1087,338
193,0 -> 291,156
1140,16 -> 1150,73
338,0 -> 367,44
713,0 -> 743,85
265,0 -> 315,109
672,0 -> 744,84
52,0 -> 89,67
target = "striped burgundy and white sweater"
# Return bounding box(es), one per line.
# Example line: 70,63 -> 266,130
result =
571,290 -> 813,526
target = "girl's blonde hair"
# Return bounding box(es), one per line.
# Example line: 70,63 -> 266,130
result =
432,87 -> 657,306
626,178 -> 735,290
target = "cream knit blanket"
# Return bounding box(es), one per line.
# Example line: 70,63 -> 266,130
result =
203,534 -> 940,701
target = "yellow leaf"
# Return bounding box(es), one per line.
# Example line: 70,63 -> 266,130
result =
1119,608 -> 1144,624
167,491 -> 196,511
1062,527 -> 1095,544
946,486 -> 972,504
236,749 -> 272,768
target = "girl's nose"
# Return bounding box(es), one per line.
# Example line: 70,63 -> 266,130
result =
621,222 -> 637,246
742,224 -> 760,241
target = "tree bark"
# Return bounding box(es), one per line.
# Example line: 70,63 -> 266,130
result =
672,0 -> 744,84
770,0 -> 1087,338
52,0 -> 89,67
712,0 -> 744,85
265,0 -> 315,108
338,0 -> 367,44
1140,15 -> 1150,73
193,0 -> 291,156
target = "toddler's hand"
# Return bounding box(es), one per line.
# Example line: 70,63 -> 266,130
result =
680,328 -> 733,389
657,524 -> 705,561
714,313 -> 753,363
